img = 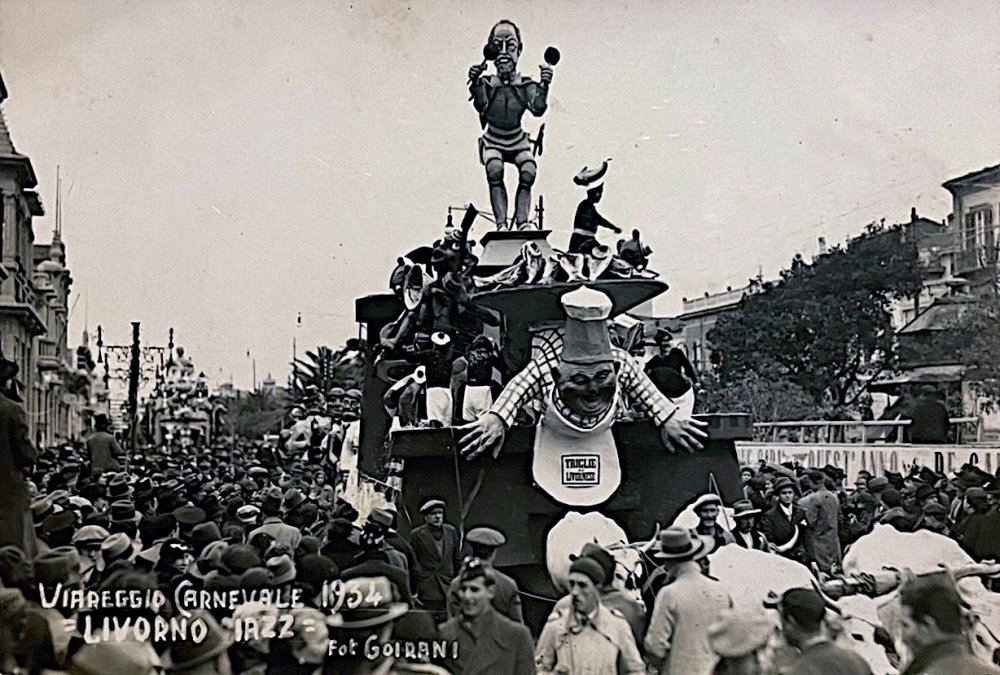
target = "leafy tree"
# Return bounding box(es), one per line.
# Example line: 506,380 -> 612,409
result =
953,290 -> 1000,405
708,223 -> 923,408
228,389 -> 287,439
697,371 -> 818,422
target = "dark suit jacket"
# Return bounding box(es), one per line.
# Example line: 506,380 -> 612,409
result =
85,430 -> 122,473
782,640 -> 872,675
0,396 -> 36,551
762,504 -> 804,559
410,523 -> 461,604
438,607 -> 536,675
447,563 -> 523,623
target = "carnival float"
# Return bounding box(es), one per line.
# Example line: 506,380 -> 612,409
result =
146,345 -> 226,448
268,21 -> 1000,663
347,19 -> 748,630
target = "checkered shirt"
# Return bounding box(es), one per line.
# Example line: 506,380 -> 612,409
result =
489,347 -> 677,428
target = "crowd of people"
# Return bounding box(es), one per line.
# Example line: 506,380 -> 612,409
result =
1,403 -> 1000,674
736,460 -> 1000,570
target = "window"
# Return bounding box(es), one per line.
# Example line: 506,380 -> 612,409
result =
965,206 -> 994,250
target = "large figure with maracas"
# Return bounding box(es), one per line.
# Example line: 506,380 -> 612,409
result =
469,20 -> 558,230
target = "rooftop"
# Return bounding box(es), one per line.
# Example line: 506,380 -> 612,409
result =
897,294 -> 976,334
942,163 -> 1000,191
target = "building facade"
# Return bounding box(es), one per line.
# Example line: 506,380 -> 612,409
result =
676,285 -> 748,374
943,163 -> 1000,290
0,72 -> 92,445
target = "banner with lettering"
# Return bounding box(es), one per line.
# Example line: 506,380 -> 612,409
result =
735,442 -> 1000,485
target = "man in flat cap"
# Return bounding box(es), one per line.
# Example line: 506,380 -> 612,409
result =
439,558 -> 535,675
447,526 -> 523,623
536,555 -> 644,675
551,542 -> 646,645
460,286 -> 707,507
410,499 -> 462,620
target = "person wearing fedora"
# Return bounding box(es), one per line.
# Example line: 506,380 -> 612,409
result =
535,556 -> 644,675
438,558 -> 535,675
706,609 -> 775,675
730,501 -> 769,552
162,610 -> 233,674
761,476 -> 805,562
645,527 -> 733,675
410,499 -> 462,620
447,527 -> 523,624
0,349 -> 37,555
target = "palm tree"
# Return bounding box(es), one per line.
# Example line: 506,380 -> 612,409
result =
289,342 -> 366,410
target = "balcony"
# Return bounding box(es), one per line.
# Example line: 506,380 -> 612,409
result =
955,244 -> 999,276
37,338 -> 60,371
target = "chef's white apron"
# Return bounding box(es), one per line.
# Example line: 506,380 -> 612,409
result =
532,387 -> 621,506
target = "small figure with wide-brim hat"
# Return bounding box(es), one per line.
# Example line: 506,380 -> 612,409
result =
570,160 -> 622,255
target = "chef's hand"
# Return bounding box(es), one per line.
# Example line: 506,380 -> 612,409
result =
659,415 -> 708,453
458,412 -> 507,461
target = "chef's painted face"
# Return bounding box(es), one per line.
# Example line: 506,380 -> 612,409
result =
554,361 -> 617,417
490,22 -> 521,79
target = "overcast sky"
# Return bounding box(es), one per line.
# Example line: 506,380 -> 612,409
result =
1,0 -> 998,390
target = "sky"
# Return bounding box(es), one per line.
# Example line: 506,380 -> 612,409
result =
1,0 -> 998,390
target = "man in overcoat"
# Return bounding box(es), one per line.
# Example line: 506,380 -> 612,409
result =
410,499 -> 462,619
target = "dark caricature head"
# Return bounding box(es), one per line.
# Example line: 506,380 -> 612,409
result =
489,20 -> 522,81
553,360 -> 618,418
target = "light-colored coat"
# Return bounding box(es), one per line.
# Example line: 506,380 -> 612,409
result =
536,603 -> 645,675
644,561 -> 733,675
